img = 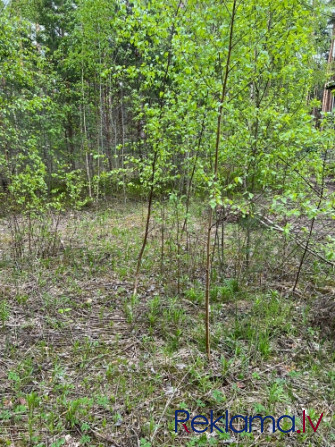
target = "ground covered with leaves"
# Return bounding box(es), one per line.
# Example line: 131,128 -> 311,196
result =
0,202 -> 334,446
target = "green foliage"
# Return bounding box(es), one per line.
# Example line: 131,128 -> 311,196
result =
0,299 -> 10,328
1,0 -> 332,223
140,439 -> 151,447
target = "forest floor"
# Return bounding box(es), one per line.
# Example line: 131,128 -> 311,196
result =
0,201 -> 334,447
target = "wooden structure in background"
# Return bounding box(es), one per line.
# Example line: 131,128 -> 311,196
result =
322,23 -> 335,112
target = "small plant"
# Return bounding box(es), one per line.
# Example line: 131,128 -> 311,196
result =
0,299 -> 9,328
253,402 -> 267,414
105,363 -> 116,381
185,287 -> 202,304
258,331 -> 271,358
268,380 -> 287,410
220,355 -> 232,376
26,391 -> 40,442
65,399 -> 81,427
212,389 -> 226,404
15,293 -> 29,305
147,296 -> 161,330
124,294 -> 138,324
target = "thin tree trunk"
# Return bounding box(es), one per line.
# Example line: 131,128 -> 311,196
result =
205,0 -> 237,360
292,152 -> 327,293
81,29 -> 92,198
105,81 -> 113,171
133,1 -> 183,297
182,117 -> 206,234
96,34 -> 104,201
120,85 -> 126,202
133,151 -> 157,296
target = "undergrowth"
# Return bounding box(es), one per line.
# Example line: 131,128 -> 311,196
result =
0,201 -> 334,446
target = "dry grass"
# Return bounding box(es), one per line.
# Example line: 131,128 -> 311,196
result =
0,201 -> 334,446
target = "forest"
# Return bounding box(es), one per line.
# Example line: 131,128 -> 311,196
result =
0,0 -> 335,445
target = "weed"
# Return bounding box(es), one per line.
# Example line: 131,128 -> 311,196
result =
0,299 -> 9,327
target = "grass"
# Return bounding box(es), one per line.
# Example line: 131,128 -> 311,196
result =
0,201 -> 334,446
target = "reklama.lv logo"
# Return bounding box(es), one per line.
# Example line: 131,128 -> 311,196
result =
175,410 -> 323,434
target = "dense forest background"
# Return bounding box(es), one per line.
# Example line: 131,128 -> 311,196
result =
0,0 -> 333,204
0,0 -> 335,445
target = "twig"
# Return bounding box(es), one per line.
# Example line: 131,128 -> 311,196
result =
257,215 -> 335,267
150,371 -> 189,444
